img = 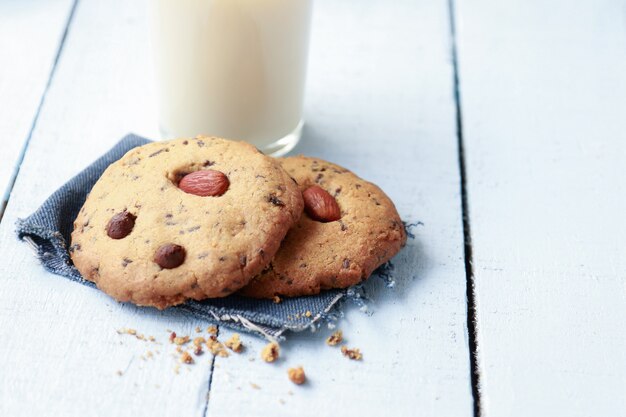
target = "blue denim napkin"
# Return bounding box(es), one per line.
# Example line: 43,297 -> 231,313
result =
15,134 -> 393,339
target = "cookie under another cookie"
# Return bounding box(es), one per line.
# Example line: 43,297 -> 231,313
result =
240,156 -> 406,299
70,136 -> 303,309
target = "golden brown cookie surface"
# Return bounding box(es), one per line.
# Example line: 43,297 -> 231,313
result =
70,137 -> 303,309
240,156 -> 406,298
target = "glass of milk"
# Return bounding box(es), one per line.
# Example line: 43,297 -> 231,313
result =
150,0 -> 313,156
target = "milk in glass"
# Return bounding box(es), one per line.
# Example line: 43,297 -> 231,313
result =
151,0 -> 313,155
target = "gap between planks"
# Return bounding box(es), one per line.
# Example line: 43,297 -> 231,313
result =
447,0 -> 481,415
202,324 -> 220,417
0,0 -> 80,223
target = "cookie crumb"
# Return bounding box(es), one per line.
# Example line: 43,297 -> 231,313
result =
279,399 -> 286,405
173,336 -> 190,345
305,311 -> 312,318
169,332 -> 176,343
207,326 -> 218,335
287,367 -> 306,385
261,342 -> 280,363
207,339 -> 229,357
195,326 -> 202,333
326,330 -> 343,346
118,328 -> 140,337
272,295 -> 282,304
194,346 -> 204,356
180,351 -> 194,364
341,345 -> 362,360
250,383 -> 261,390
224,334 -> 243,353
193,337 -> 206,347
116,370 -> 123,376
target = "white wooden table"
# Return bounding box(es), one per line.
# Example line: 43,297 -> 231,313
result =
1,1 -> 624,416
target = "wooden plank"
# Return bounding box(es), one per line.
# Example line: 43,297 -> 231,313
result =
0,0 -> 75,212
0,1 -> 474,416
0,0 -> 215,416
454,0 -> 626,415
206,1 -> 474,416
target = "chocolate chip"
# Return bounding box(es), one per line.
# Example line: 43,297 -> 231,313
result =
196,140 -> 205,147
342,259 -> 351,269
268,194 -> 285,207
154,244 -> 186,269
149,148 -> 168,158
122,258 -> 133,267
202,160 -> 215,167
182,140 -> 189,145
106,211 -> 136,239
90,267 -> 100,280
239,255 -> 247,267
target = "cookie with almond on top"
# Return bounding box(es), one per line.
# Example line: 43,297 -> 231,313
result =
70,136 -> 303,309
240,156 -> 406,298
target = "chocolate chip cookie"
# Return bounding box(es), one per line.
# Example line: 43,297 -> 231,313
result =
240,156 -> 406,298
70,136 -> 303,309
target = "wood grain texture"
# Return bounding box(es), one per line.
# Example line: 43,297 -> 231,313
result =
206,1 -> 474,416
454,0 -> 626,415
0,0 -> 75,211
0,0 -> 475,416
